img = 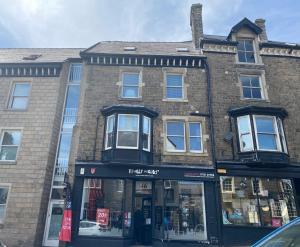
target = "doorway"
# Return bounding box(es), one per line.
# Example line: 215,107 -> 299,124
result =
134,181 -> 153,246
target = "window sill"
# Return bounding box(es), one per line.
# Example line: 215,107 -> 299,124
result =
163,151 -> 208,157
0,161 -> 17,165
240,97 -> 270,103
162,98 -> 188,103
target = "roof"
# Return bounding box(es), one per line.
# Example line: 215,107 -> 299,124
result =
82,41 -> 202,56
0,48 -> 82,64
227,17 -> 262,38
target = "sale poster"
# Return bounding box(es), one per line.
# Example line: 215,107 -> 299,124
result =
96,208 -> 110,226
272,218 -> 282,227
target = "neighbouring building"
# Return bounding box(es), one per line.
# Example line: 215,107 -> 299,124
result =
0,3 -> 299,247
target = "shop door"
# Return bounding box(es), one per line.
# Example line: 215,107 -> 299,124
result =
43,200 -> 64,247
134,196 -> 152,245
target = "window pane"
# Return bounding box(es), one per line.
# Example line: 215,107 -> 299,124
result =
189,123 -> 200,136
118,115 -> 139,131
190,137 -> 201,151
237,41 -> 245,51
143,117 -> 150,134
166,87 -> 183,99
65,85 -> 80,109
244,40 -> 254,51
167,122 -> 184,136
0,146 -> 18,160
107,116 -> 115,133
142,133 -> 149,150
166,74 -> 182,87
257,134 -> 277,150
238,52 -> 246,62
2,131 -> 21,145
79,179 -> 124,237
123,73 -> 139,86
238,116 -> 251,134
166,136 -> 184,151
240,76 -> 251,86
250,77 -> 260,87
117,131 -> 138,147
242,88 -> 252,98
245,52 -> 255,63
13,83 -> 30,96
0,187 -> 8,204
240,134 -> 253,151
251,88 -> 262,99
123,86 -> 139,98
164,181 -> 206,241
11,97 -> 28,109
256,117 -> 275,133
221,177 -> 260,226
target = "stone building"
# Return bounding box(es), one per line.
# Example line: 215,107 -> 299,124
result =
0,3 -> 299,247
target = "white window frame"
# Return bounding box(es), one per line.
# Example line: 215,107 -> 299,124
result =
116,114 -> 139,149
121,72 -> 140,99
221,177 -> 235,193
0,184 -> 10,224
277,118 -> 288,153
251,178 -> 263,196
253,115 -> 281,152
237,39 -> 256,63
105,115 -> 115,150
143,116 -> 151,152
165,121 -> 186,152
8,82 -> 31,110
240,75 -> 264,100
165,73 -> 184,100
237,115 -> 254,152
0,129 -> 22,162
188,122 -> 203,153
68,63 -> 82,84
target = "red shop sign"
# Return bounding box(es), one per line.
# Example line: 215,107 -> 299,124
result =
96,208 -> 109,226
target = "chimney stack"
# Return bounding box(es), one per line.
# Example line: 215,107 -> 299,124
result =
255,18 -> 268,42
190,3 -> 203,49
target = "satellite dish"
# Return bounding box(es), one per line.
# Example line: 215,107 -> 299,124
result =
223,132 -> 233,142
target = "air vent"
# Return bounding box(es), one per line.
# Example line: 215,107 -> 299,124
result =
176,47 -> 189,52
123,46 -> 136,51
23,54 -> 42,60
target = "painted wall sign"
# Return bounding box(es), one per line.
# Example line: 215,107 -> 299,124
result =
128,169 -> 160,177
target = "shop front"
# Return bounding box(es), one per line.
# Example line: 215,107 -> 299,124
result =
217,162 -> 300,246
71,162 -> 220,247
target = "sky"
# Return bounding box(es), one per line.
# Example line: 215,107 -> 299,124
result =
0,0 -> 299,48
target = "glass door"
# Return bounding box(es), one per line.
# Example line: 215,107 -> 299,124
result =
43,200 -> 64,246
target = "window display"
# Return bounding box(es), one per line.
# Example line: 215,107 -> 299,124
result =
221,177 -> 298,228
79,179 -> 125,237
154,180 -> 206,241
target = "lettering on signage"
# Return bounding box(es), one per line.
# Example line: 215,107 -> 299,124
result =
184,172 -> 215,178
128,169 -> 160,177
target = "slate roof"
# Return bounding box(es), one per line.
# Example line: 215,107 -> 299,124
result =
82,41 -> 202,56
0,48 -> 82,64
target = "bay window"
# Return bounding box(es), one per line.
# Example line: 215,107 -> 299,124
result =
236,115 -> 287,153
105,115 -> 115,149
142,116 -> 150,151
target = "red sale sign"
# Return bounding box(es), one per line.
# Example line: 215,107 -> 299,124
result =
96,208 -> 110,226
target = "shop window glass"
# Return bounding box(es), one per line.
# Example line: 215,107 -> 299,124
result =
221,177 -> 298,228
154,180 -> 164,239
117,114 -> 139,148
124,180 -> 133,237
79,179 -> 124,237
164,181 -> 206,241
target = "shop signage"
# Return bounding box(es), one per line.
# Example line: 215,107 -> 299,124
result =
90,168 -> 96,174
128,168 -> 160,177
96,208 -> 109,226
184,172 -> 215,178
136,181 -> 152,194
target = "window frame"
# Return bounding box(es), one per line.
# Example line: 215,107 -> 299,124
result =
104,115 -> 115,150
116,114 -> 140,149
165,120 -> 186,152
237,39 -> 256,63
237,115 -> 254,152
8,82 -> 31,110
165,73 -> 184,100
0,129 -> 22,162
188,122 -> 203,153
142,116 -> 151,152
253,115 -> 281,152
240,75 -> 264,100
121,72 -> 141,99
221,177 -> 235,194
0,184 -> 10,224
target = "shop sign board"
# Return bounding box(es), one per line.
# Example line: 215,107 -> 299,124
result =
184,172 -> 215,179
136,181 -> 152,194
128,169 -> 160,177
96,208 -> 109,226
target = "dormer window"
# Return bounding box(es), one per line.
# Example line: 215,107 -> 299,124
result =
237,39 -> 255,63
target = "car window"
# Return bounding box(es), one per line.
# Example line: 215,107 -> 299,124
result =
258,221 -> 300,247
